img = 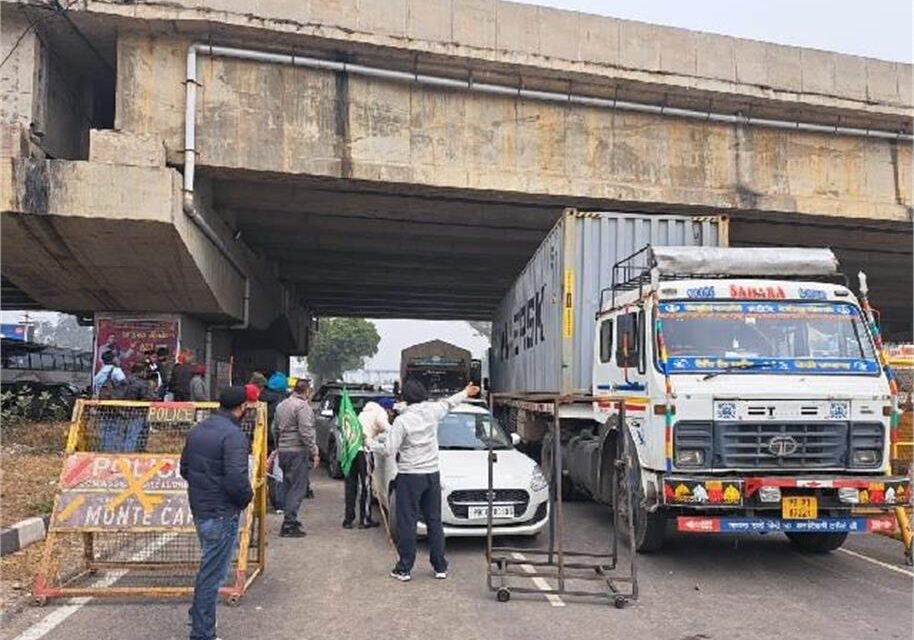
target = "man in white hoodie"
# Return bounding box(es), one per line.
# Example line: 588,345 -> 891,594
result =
345,397 -> 394,529
374,378 -> 480,582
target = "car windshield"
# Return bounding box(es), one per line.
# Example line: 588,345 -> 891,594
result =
658,301 -> 879,375
437,412 -> 512,450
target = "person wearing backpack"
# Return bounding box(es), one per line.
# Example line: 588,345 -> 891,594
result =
94,351 -> 127,398
93,351 -> 128,451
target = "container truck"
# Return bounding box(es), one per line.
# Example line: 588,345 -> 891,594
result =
401,339 -> 472,398
491,208 -> 909,552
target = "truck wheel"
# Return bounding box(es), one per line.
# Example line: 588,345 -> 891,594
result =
622,432 -> 666,553
785,532 -> 848,553
541,431 -> 576,502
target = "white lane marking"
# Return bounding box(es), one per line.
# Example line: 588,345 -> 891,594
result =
13,533 -> 177,640
511,552 -> 565,607
837,547 -> 914,578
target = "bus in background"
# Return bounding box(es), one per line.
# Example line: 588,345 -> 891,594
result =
0,337 -> 93,418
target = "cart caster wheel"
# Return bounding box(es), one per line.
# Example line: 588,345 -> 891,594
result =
613,596 -> 627,609
31,596 -> 48,607
496,588 -> 511,603
226,594 -> 241,607
905,550 -> 913,567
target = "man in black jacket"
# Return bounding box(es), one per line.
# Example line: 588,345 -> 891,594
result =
180,386 -> 253,640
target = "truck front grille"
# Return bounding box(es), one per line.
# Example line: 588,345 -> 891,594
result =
717,422 -> 847,469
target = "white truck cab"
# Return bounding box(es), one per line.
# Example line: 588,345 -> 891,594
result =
593,246 -> 908,551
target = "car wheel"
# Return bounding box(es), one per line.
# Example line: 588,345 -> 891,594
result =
327,440 -> 343,479
620,430 -> 666,553
785,532 -> 848,553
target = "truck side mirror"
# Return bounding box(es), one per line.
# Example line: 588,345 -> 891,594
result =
483,377 -> 490,391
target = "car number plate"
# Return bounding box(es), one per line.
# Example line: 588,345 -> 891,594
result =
782,496 -> 817,519
467,505 -> 515,519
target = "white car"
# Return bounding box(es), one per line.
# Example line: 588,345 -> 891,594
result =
373,403 -> 550,537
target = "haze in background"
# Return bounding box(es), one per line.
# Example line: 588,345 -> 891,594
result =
365,319 -> 490,371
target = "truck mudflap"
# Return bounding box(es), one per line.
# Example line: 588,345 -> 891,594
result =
677,515 -> 897,534
662,475 -> 911,508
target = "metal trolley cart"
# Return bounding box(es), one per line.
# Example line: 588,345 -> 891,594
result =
485,394 -> 638,608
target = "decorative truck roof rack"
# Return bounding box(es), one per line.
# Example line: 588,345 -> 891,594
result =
603,245 -> 843,310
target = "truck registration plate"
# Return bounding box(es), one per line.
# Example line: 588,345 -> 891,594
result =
467,505 -> 515,519
782,497 -> 817,519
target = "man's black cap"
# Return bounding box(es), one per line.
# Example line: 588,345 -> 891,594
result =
402,378 -> 428,404
219,386 -> 248,410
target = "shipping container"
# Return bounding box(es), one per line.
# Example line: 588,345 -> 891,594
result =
490,209 -> 728,396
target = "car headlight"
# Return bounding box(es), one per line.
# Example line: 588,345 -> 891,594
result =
530,467 -> 548,493
675,449 -> 705,467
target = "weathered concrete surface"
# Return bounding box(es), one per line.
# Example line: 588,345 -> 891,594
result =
88,129 -> 165,167
83,0 -> 912,123
0,9 -> 92,160
116,33 -> 912,222
0,158 -> 310,350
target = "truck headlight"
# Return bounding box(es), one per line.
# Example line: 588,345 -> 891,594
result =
852,449 -> 880,466
530,467 -> 548,493
675,449 -> 705,467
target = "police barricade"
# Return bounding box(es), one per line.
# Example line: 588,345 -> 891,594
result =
32,400 -> 267,606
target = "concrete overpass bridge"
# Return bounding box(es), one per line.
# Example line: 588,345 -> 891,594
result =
2,0 -> 911,373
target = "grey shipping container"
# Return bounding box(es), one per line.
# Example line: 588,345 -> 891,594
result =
490,209 -> 728,396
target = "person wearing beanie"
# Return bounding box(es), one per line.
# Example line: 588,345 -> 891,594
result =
180,386 -> 253,640
373,379 -> 480,582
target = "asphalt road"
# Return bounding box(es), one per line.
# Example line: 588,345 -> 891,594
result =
3,468 -> 912,640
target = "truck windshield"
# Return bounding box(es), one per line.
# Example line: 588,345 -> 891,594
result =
438,412 -> 512,450
657,301 -> 879,375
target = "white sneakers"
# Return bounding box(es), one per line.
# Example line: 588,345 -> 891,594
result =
434,571 -> 447,580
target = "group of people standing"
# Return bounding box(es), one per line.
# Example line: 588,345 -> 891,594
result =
180,374 -> 480,640
93,347 -> 208,402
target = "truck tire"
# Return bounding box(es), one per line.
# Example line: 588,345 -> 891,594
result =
622,431 -> 666,553
541,431 -> 576,501
785,532 -> 848,553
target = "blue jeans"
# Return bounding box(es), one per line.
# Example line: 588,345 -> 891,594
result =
189,514 -> 239,640
99,415 -> 147,452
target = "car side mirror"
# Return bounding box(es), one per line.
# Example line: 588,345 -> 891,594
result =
320,409 -> 333,418
511,433 -> 521,447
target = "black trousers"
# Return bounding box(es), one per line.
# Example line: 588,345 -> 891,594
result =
344,451 -> 371,524
394,472 -> 446,574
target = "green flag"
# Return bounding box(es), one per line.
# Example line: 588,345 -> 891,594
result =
338,387 -> 363,477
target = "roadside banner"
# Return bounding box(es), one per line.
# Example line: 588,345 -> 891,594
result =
94,318 -> 178,373
338,388 -> 363,477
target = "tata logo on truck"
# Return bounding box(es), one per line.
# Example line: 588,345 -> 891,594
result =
729,285 -> 786,300
497,286 -> 546,360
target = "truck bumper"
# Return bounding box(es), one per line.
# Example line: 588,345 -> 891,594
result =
677,515 -> 898,534
661,474 -> 910,534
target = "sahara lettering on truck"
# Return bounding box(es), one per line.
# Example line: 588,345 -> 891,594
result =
498,286 -> 546,360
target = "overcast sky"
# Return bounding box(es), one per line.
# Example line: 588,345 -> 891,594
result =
3,2 -> 910,369
537,0 -> 913,62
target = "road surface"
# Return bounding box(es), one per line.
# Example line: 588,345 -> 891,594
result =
3,468 -> 911,640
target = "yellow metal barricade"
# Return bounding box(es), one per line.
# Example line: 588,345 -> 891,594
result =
32,400 -> 267,605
